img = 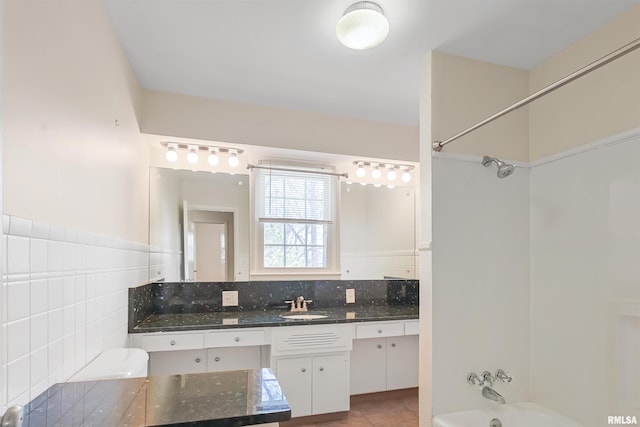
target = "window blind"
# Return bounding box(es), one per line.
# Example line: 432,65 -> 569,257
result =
255,167 -> 336,223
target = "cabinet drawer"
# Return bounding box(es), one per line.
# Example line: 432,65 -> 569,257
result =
205,329 -> 265,348
139,332 -> 204,352
404,320 -> 419,335
355,322 -> 404,339
149,349 -> 207,375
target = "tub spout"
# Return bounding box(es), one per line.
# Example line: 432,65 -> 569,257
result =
481,386 -> 506,404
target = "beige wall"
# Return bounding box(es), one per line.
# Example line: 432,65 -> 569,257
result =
431,51 -> 530,162
529,4 -> 640,160
2,0 -> 149,244
141,89 -> 419,162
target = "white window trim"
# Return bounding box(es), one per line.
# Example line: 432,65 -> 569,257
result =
250,165 -> 341,277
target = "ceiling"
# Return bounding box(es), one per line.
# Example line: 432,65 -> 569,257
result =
102,0 -> 640,127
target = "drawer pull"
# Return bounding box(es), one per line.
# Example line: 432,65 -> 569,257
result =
234,337 -> 240,342
301,368 -> 306,373
377,329 -> 383,334
170,340 -> 176,346
319,367 -> 324,372
391,343 -> 397,348
214,357 -> 220,362
377,344 -> 383,349
195,358 -> 201,363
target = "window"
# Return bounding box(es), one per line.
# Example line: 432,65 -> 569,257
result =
254,166 -> 338,272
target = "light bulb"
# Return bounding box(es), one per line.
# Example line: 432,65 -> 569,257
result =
165,145 -> 178,162
186,146 -> 198,164
228,150 -> 240,167
360,182 -> 367,186
356,163 -> 366,178
336,2 -> 389,50
387,167 -> 397,181
208,149 -> 219,166
387,185 -> 395,189
401,170 -> 411,183
371,166 -> 382,179
374,184 -> 382,188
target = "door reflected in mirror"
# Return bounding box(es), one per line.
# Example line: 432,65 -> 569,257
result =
149,167 -> 250,281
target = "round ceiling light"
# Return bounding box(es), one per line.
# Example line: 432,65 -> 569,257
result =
336,1 -> 389,50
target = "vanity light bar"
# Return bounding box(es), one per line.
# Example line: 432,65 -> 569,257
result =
161,141 -> 244,167
351,161 -> 415,182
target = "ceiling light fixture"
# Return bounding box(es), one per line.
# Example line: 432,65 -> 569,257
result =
336,1 -> 389,50
356,161 -> 366,177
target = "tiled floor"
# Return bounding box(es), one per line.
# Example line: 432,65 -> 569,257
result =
281,388 -> 419,427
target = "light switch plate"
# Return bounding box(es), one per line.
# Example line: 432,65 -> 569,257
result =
346,288 -> 356,304
222,290 -> 238,306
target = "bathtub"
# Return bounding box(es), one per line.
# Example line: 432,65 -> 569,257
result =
432,402 -> 585,427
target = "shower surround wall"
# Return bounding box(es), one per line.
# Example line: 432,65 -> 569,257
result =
530,132 -> 640,425
431,155 -> 530,414
1,215 -> 149,408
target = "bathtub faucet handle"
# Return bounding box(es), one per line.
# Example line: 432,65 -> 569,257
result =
481,371 -> 494,386
495,369 -> 512,383
467,372 -> 482,386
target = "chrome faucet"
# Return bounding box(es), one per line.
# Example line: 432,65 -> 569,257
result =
285,296 -> 312,312
481,385 -> 506,404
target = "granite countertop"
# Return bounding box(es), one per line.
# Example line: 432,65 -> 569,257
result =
21,368 -> 290,427
131,305 -> 419,333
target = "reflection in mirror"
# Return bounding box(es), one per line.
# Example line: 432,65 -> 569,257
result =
340,182 -> 417,279
149,167 -> 250,281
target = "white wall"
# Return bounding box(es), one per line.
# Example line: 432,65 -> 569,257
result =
2,0 -> 149,243
1,0 -> 151,410
529,5 -> 640,161
530,131 -> 640,426
427,51 -> 531,416
141,89 -> 419,162
431,155 -> 530,414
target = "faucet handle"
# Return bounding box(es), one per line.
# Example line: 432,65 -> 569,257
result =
495,369 -> 512,383
467,372 -> 482,386
481,371 -> 494,386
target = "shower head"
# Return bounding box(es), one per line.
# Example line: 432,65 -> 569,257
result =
482,156 -> 515,179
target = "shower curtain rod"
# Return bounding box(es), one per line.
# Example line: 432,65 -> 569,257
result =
247,163 -> 349,178
432,35 -> 640,152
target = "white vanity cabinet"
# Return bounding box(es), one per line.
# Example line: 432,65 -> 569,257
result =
270,324 -> 353,418
133,328 -> 267,376
275,354 -> 349,418
350,320 -> 419,395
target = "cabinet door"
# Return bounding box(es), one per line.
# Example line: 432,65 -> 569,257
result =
207,346 -> 261,372
312,354 -> 349,415
149,349 -> 207,376
350,338 -> 386,395
275,357 -> 313,418
386,335 -> 419,390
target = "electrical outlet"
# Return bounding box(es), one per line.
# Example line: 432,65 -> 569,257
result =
222,290 -> 238,307
346,288 -> 356,304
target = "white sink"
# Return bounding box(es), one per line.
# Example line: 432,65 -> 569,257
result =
280,314 -> 328,320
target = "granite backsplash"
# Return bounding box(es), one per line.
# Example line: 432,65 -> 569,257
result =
129,279 -> 418,331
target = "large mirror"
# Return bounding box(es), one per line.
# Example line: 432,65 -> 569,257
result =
149,167 -> 417,281
149,167 -> 250,281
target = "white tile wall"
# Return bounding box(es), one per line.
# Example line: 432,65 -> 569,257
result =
0,214 -> 150,409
